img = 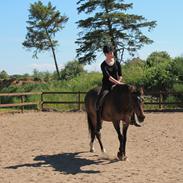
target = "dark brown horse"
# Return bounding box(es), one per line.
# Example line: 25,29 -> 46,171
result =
84,84 -> 145,160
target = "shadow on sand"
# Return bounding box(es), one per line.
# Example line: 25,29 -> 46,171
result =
5,152 -> 105,174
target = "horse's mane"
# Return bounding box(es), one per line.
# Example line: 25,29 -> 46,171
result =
112,84 -> 135,93
111,84 -> 144,97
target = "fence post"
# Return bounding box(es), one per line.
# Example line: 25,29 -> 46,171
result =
21,95 -> 24,113
159,92 -> 163,110
41,92 -> 44,111
78,91 -> 81,111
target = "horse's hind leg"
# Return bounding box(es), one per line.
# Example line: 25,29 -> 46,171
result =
90,130 -> 95,152
87,114 -> 96,152
87,114 -> 105,153
95,130 -> 105,153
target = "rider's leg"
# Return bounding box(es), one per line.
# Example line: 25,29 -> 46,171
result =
130,112 -> 141,127
96,89 -> 109,132
96,90 -> 103,132
130,112 -> 136,125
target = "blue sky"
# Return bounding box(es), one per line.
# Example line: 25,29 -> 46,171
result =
0,0 -> 182,75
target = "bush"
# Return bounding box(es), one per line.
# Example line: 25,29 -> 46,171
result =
123,58 -> 145,86
60,60 -> 86,80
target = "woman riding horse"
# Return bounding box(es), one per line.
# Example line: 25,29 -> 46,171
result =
85,84 -> 145,160
96,45 -> 139,135
96,45 -> 123,134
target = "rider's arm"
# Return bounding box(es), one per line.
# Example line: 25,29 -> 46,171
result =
117,76 -> 123,82
109,76 -> 123,85
116,61 -> 123,82
101,63 -> 123,85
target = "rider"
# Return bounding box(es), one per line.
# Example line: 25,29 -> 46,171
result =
95,45 -> 123,133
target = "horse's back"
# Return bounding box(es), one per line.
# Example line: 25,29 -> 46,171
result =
85,84 -> 130,114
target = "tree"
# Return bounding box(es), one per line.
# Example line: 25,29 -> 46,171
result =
22,1 -> 68,79
0,70 -> 9,80
144,51 -> 173,91
123,57 -> 145,85
60,60 -> 86,80
76,0 -> 156,64
146,51 -> 171,67
171,57 -> 183,81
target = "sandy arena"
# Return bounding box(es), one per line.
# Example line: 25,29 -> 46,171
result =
0,112 -> 183,183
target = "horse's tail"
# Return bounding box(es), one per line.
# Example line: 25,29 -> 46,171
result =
86,113 -> 94,135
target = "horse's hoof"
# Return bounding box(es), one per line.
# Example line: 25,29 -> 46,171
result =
89,142 -> 95,152
122,155 -> 128,161
102,148 -> 106,153
117,152 -> 127,161
90,148 -> 95,153
134,122 -> 142,127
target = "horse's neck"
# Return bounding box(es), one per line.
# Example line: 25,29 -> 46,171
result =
106,89 -> 133,111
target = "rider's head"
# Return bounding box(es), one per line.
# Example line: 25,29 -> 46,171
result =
103,45 -> 113,54
103,45 -> 114,59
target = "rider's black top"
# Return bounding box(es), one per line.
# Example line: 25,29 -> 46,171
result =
101,61 -> 122,90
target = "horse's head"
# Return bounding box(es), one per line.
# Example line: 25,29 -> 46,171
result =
130,86 -> 145,122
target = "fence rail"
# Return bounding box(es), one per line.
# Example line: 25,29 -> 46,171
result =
0,92 -> 41,112
40,91 -> 86,111
0,91 -> 182,112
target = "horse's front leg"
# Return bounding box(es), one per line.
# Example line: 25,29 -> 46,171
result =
122,122 -> 129,158
113,121 -> 127,161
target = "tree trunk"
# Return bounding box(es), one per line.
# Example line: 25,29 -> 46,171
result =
50,46 -> 60,80
45,29 -> 60,80
120,48 -> 125,63
104,4 -> 119,62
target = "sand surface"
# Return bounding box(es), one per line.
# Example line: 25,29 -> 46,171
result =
0,112 -> 183,183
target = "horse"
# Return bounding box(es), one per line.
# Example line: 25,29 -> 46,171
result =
84,84 -> 145,160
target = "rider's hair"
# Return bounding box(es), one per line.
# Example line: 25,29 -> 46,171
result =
103,45 -> 113,54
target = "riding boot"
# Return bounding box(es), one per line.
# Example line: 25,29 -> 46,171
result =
130,112 -> 141,127
130,112 -> 136,125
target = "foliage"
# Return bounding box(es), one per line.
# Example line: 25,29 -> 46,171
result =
0,70 -> 9,79
146,51 -> 171,67
76,0 -> 156,64
171,57 -> 183,81
22,0 -> 68,79
123,57 -> 145,85
173,83 -> 183,92
60,60 -> 86,80
143,51 -> 173,91
32,69 -> 53,82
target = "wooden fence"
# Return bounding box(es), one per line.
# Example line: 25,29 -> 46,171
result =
41,91 -> 86,111
0,91 -> 182,112
144,91 -> 183,111
0,92 -> 41,112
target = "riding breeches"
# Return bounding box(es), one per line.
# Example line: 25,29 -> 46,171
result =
96,88 -> 110,110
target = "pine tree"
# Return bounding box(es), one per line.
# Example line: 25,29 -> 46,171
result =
76,0 -> 156,64
23,1 -> 68,79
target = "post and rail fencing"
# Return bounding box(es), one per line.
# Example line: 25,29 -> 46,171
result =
0,91 -> 182,112
0,92 -> 41,112
144,91 -> 183,112
40,91 -> 86,111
